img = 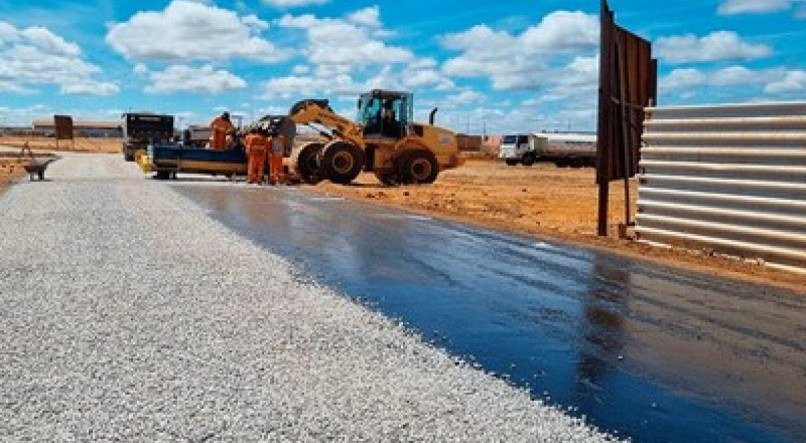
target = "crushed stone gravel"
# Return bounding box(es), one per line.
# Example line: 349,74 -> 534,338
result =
0,154 -> 619,442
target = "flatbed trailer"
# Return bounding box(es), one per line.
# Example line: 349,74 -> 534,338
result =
140,144 -> 247,179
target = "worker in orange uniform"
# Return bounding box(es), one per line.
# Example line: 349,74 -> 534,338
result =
268,135 -> 285,185
244,133 -> 268,185
209,112 -> 235,150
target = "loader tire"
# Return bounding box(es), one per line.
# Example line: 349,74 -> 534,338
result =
319,141 -> 364,184
374,169 -> 398,186
399,150 -> 439,184
296,142 -> 324,184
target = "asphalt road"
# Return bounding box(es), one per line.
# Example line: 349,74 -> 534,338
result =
0,154 -> 615,442
175,178 -> 806,443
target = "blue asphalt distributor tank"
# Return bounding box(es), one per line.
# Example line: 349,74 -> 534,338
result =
144,144 -> 247,177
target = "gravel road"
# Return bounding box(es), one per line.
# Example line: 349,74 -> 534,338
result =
0,154 -> 616,442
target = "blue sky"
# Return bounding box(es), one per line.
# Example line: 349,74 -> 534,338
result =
0,0 -> 804,133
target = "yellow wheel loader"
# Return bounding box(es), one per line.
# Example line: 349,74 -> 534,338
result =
288,89 -> 463,185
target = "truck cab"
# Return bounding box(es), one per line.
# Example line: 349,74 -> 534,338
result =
499,134 -> 542,166
122,113 -> 174,162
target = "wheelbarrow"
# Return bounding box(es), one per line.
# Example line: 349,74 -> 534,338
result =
22,157 -> 57,181
17,142 -> 58,181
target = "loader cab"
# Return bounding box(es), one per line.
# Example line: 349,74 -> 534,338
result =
357,89 -> 413,139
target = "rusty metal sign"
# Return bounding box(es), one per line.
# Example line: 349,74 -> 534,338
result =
596,0 -> 657,236
53,115 -> 74,140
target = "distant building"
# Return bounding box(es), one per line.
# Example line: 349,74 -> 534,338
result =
32,119 -> 123,137
0,126 -> 38,136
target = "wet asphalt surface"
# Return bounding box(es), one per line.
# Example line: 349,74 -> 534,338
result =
176,182 -> 805,443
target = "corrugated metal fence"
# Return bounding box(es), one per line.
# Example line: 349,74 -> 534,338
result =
637,102 -> 806,274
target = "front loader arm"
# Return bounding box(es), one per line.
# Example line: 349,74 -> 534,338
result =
289,100 -> 365,148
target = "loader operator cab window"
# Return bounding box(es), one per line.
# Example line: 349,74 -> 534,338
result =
357,90 -> 413,139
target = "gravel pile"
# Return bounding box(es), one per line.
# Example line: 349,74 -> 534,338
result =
0,154 -> 618,441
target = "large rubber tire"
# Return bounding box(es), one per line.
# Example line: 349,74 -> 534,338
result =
505,159 -> 519,166
296,142 -> 324,184
154,171 -> 170,180
318,141 -> 364,185
374,169 -> 398,186
124,152 -> 135,162
521,153 -> 536,166
399,150 -> 439,184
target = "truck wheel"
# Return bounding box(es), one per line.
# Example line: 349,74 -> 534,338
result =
399,150 -> 439,184
505,159 -> 519,166
296,142 -> 324,184
154,171 -> 170,180
319,140 -> 364,184
521,154 -> 536,166
374,170 -> 398,186
124,153 -> 135,162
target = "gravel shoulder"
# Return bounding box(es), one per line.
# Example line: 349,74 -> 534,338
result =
0,154 -> 616,441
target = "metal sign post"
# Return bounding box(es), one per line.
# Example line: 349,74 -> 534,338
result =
596,0 -> 657,236
53,115 -> 75,150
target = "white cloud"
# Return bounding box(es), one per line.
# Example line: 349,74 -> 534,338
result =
656,31 -> 771,63
141,65 -> 247,94
347,6 -> 381,28
0,104 -> 125,126
718,0 -> 804,15
447,90 -> 485,105
661,66 -> 760,90
764,70 -> 806,93
539,55 -> 599,102
661,65 -> 806,99
363,66 -> 403,91
277,7 -> 413,72
403,68 -> 455,90
106,0 -> 289,63
518,11 -> 600,53
61,82 -> 120,96
263,7 -> 454,102
264,73 -> 361,99
410,57 -> 438,69
440,11 -> 598,90
20,26 -> 81,57
0,21 -> 118,96
263,0 -> 329,7
264,57 -> 455,102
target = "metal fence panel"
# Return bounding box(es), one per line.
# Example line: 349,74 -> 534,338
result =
637,102 -> 806,273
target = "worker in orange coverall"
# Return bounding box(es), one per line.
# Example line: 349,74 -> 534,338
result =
209,112 -> 235,150
244,134 -> 268,185
268,135 -> 285,184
